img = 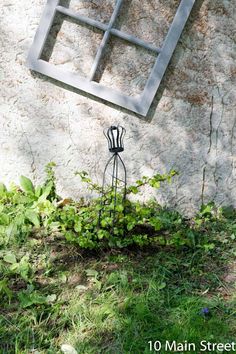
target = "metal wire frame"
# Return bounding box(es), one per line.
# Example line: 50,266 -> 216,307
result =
99,152 -> 127,231
98,126 -> 127,232
104,125 -> 125,153
27,0 -> 196,116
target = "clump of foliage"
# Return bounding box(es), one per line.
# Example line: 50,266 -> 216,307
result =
0,163 -> 179,249
60,169 -> 181,248
1,163 -> 236,251
0,162 -> 57,247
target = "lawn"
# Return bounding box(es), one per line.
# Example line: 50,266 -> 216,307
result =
0,166 -> 236,353
1,233 -> 236,353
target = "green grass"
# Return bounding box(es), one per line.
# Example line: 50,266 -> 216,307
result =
1,235 -> 236,354
1,165 -> 236,353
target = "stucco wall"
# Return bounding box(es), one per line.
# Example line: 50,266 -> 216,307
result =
0,0 -> 235,214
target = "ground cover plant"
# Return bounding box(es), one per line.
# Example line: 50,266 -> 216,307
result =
0,164 -> 236,353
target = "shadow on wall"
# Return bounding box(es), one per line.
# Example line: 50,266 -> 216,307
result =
1,0 -> 235,212
27,0 -> 236,210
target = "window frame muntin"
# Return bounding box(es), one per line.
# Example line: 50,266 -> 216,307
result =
27,0 -> 195,116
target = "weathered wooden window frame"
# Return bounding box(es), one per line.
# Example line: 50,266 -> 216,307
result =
27,0 -> 195,116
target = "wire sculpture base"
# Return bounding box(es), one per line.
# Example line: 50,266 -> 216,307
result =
99,152 -> 127,234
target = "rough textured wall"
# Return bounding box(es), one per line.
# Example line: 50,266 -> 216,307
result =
0,0 -> 235,214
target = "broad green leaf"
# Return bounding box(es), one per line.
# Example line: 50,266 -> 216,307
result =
18,292 -> 46,308
20,175 -> 35,195
3,252 -> 16,264
9,263 -> 19,272
31,293 -> 47,304
200,203 -> 214,216
18,256 -> 31,281
18,292 -> 34,308
129,186 -> 139,194
97,229 -> 106,240
35,186 -> 42,198
0,279 -> 12,300
153,181 -> 160,188
25,210 -> 40,227
38,181 -> 53,202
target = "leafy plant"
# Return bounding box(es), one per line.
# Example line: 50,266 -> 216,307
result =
0,163 -> 58,247
55,169 -> 180,249
0,278 -> 12,302
0,163 -> 235,253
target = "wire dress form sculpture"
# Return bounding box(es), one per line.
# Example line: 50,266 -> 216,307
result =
99,125 -> 127,231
